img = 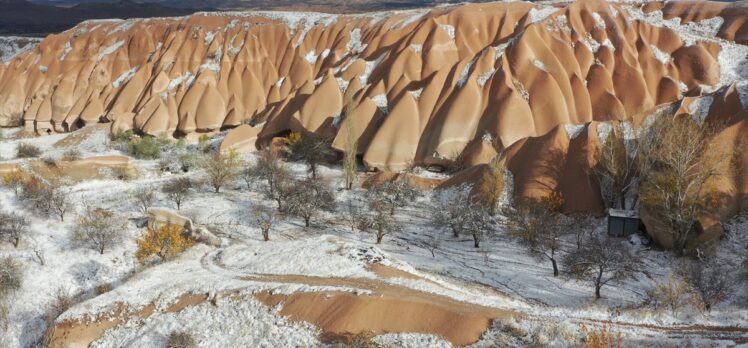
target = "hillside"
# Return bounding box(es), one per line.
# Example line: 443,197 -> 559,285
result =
0,0 -> 748,347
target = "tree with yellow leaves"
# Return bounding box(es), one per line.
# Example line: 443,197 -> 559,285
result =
136,224 -> 194,265
638,116 -> 730,256
2,170 -> 26,196
201,150 -> 243,193
479,155 -> 507,215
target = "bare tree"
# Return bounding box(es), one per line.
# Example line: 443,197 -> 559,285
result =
367,178 -> 420,216
246,148 -> 291,210
341,197 -> 369,232
48,184 -> 72,221
463,202 -> 496,248
163,178 -> 192,210
369,200 -> 402,244
564,235 -> 640,299
502,192 -> 568,276
286,177 -> 336,227
648,275 -> 690,317
74,207 -> 126,254
201,151 -> 243,193
251,205 -> 275,241
286,132 -> 335,179
0,212 -> 30,248
429,187 -> 471,238
0,257 -> 23,299
133,186 -> 156,214
680,260 -> 734,314
638,117 -> 730,255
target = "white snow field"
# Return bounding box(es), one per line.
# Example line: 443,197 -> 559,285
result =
0,123 -> 745,348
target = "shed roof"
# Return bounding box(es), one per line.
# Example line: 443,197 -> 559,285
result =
608,209 -> 639,219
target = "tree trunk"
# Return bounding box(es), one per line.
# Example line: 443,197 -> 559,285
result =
473,233 -> 480,248
551,258 -> 559,277
263,230 -> 269,241
595,266 -> 604,299
390,204 -> 395,216
304,217 -> 310,227
214,185 -> 220,193
619,194 -> 626,210
451,226 -> 459,238
376,229 -> 384,244
99,246 -> 105,255
13,238 -> 19,248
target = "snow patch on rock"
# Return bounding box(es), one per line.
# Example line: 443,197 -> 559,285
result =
112,66 -> 139,88
564,124 -> 586,139
529,6 -> 559,23
650,44 -> 671,64
688,96 -> 713,125
97,40 -> 125,62
533,59 -> 548,72
592,12 -> 606,29
372,93 -> 389,115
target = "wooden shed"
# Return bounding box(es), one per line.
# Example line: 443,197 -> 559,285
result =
607,209 -> 642,237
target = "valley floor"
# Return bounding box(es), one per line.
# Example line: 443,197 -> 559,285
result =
0,126 -> 746,347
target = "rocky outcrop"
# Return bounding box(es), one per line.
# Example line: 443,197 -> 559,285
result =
0,0 -> 726,172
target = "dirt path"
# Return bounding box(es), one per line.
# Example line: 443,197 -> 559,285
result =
47,247 -> 748,347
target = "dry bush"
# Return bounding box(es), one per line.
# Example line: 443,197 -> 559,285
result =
15,143 -> 41,158
61,148 -> 82,162
0,257 -> 23,299
201,150 -> 243,193
136,224 -> 194,265
46,287 -> 74,322
285,177 -> 336,227
580,323 -> 623,348
244,148 -> 291,210
2,170 -> 27,196
133,186 -> 156,214
165,331 -> 197,348
163,178 -> 192,210
74,207 -> 127,254
112,166 -> 137,181
647,275 -> 690,317
680,261 -> 734,314
366,179 -> 420,216
0,212 -> 30,248
323,331 -> 383,348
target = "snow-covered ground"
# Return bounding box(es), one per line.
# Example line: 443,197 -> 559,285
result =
0,124 -> 745,348
0,36 -> 41,63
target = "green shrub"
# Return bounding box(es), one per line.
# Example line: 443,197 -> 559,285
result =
16,143 -> 41,158
128,136 -> 170,159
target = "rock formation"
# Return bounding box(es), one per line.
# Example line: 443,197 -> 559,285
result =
1,0 -> 747,246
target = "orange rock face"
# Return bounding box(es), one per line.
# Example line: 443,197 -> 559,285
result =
0,0 -> 726,173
